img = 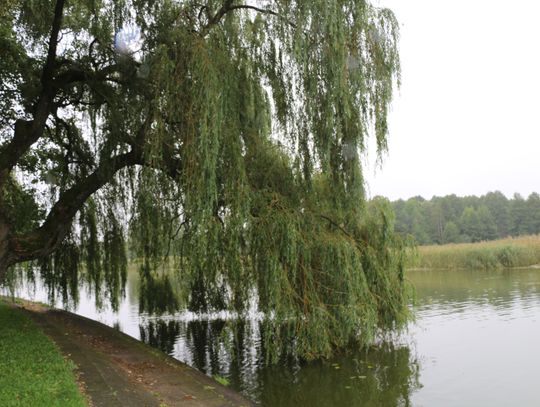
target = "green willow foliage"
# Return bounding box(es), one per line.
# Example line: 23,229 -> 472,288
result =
1,0 -> 411,360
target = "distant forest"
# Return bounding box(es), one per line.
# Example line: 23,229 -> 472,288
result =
391,192 -> 540,245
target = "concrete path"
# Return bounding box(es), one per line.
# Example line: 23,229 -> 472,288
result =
21,303 -> 255,407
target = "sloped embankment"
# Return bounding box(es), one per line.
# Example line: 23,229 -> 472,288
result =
16,301 -> 255,407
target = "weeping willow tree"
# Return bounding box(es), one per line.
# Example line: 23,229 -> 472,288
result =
0,0 -> 411,360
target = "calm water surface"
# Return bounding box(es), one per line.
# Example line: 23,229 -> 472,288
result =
4,268 -> 540,406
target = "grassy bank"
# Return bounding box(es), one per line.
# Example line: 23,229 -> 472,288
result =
0,301 -> 86,407
416,235 -> 540,270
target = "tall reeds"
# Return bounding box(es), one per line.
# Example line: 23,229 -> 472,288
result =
415,235 -> 540,270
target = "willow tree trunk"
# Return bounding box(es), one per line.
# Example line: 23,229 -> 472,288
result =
0,220 -> 10,281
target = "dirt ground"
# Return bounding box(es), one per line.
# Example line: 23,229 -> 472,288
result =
17,301 -> 255,407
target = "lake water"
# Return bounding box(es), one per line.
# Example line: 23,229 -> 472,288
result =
4,268 -> 540,406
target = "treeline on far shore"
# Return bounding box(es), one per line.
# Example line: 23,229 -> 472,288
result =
391,191 -> 540,245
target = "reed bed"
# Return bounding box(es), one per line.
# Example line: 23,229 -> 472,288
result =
415,235 -> 540,270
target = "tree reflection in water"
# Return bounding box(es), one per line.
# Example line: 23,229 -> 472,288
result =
139,320 -> 181,355
139,319 -> 421,406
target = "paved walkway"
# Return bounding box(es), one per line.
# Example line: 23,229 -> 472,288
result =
21,303 -> 255,407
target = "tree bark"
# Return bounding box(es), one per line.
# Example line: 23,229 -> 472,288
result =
0,0 -> 185,278
0,139 -> 182,277
0,0 -> 65,188
1,150 -> 143,271
0,220 -> 10,281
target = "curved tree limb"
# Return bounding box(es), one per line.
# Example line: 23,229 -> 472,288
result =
0,0 -> 66,187
2,115 -> 184,275
202,1 -> 295,34
6,150 -> 143,268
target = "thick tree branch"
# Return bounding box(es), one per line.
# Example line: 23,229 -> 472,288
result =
7,150 -> 143,266
5,121 -> 184,268
42,0 -> 66,85
0,0 -> 66,187
52,63 -> 124,87
205,0 -> 234,28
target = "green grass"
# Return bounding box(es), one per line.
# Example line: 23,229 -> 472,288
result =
213,374 -> 230,386
0,302 -> 87,407
416,235 -> 540,270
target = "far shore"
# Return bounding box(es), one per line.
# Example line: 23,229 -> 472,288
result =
413,235 -> 540,270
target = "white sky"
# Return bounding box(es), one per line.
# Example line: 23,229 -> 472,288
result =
364,0 -> 540,201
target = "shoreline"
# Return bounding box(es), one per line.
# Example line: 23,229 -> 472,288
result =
413,235 -> 540,270
407,264 -> 540,272
5,298 -> 255,407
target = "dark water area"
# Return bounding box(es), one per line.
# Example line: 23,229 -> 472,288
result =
139,319 -> 419,406
4,268 -> 540,406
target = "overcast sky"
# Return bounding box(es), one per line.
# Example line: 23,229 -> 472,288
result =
364,0 -> 540,201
